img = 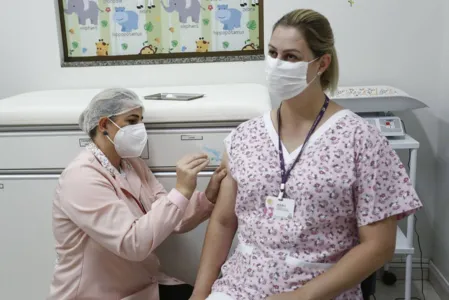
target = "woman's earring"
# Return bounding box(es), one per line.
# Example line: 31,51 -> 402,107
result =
317,71 -> 322,76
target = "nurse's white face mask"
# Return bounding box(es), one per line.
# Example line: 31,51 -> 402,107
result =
265,55 -> 320,102
106,119 -> 148,158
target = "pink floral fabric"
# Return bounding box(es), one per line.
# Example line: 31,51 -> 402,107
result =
211,110 -> 422,300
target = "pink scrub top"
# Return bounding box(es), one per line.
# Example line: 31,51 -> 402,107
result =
48,143 -> 214,300
211,110 -> 422,300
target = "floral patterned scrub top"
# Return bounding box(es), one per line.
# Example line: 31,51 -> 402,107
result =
211,109 -> 423,300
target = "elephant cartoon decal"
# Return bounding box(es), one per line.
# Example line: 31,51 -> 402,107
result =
64,0 -> 101,26
113,7 -> 139,32
160,0 -> 204,24
215,4 -> 242,31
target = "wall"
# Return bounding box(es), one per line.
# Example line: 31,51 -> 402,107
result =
432,0 -> 449,284
0,0 -> 444,260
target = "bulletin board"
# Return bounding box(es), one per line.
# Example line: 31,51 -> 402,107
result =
58,0 -> 264,67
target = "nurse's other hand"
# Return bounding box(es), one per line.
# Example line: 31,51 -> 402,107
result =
205,165 -> 227,204
176,153 -> 210,199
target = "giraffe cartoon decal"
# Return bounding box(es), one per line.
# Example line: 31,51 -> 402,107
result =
240,0 -> 259,7
96,39 -> 109,56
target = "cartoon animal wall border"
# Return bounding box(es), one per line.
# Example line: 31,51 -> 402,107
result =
58,0 -> 265,66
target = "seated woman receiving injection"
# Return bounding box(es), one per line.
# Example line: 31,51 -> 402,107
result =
48,88 -> 227,300
191,9 -> 422,300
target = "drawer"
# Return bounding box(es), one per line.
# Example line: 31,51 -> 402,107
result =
0,132 -> 91,170
147,128 -> 231,169
0,128 -> 232,170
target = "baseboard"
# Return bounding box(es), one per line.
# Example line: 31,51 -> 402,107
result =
429,261 -> 449,300
376,258 -> 430,280
390,257 -> 430,265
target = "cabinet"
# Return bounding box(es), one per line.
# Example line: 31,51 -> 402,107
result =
0,171 -> 219,299
0,175 -> 59,299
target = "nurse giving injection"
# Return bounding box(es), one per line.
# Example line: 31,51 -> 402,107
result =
48,88 -> 227,300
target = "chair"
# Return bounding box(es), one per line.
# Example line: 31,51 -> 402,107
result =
361,272 -> 377,300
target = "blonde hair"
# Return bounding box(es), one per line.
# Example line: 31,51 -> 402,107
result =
273,9 -> 339,94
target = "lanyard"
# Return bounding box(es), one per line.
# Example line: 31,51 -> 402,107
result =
277,95 -> 330,200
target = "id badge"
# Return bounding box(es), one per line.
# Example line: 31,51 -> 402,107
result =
265,196 -> 295,219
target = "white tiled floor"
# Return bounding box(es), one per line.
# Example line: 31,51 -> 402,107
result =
373,280 -> 441,300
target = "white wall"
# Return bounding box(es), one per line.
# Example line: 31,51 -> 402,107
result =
0,0 -> 445,266
432,0 -> 449,283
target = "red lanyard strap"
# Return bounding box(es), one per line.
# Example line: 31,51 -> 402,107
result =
133,198 -> 147,214
123,190 -> 147,214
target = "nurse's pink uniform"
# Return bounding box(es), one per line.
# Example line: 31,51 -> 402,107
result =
210,110 -> 422,300
49,143 -> 214,300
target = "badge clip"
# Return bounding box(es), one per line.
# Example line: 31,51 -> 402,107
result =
278,183 -> 285,201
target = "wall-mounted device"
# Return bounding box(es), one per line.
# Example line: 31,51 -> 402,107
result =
359,113 -> 404,137
328,86 -> 427,138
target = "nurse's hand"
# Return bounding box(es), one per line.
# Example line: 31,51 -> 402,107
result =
176,153 -> 210,199
205,165 -> 227,204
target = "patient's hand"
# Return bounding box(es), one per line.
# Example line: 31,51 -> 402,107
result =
266,291 -> 299,300
205,165 -> 227,204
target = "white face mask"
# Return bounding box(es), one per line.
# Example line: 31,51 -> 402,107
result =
265,55 -> 320,102
107,120 -> 148,158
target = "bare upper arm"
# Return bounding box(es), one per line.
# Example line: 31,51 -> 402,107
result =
358,216 -> 397,250
210,152 -> 238,228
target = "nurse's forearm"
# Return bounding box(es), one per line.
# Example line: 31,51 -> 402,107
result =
173,192 -> 214,234
294,239 -> 394,300
123,189 -> 189,261
192,219 -> 237,297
